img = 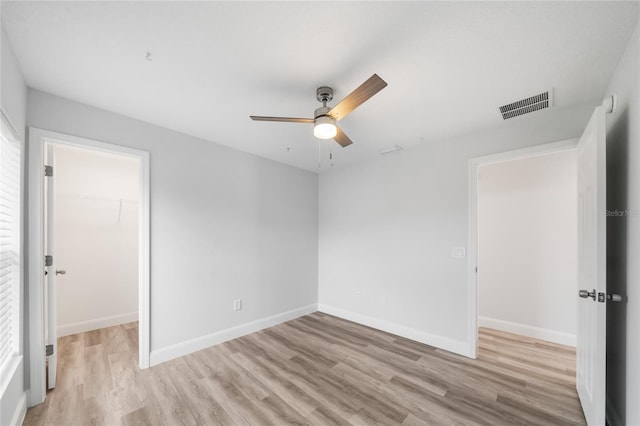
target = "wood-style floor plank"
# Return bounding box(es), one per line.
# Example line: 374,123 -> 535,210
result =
23,315 -> 586,425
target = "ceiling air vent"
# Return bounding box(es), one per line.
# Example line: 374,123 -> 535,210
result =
498,90 -> 553,120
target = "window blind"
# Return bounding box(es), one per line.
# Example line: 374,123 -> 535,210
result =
0,115 -> 21,369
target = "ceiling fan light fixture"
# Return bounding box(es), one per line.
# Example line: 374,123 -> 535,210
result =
313,115 -> 337,139
250,74 -> 387,147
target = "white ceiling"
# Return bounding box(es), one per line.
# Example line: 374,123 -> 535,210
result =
2,1 -> 638,172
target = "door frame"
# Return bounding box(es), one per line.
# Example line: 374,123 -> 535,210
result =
466,138 -> 578,358
27,128 -> 150,406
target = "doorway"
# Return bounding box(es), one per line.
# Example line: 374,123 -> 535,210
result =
51,144 -> 139,338
27,128 -> 150,406
476,149 -> 578,346
468,139 -> 577,358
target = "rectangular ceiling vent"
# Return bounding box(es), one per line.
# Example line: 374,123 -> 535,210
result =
499,90 -> 553,120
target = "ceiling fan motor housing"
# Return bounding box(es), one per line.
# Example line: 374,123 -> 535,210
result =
314,105 -> 332,119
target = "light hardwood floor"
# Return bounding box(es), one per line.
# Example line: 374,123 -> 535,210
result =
24,313 -> 586,425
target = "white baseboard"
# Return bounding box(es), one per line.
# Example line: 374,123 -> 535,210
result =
57,312 -> 139,336
149,304 -> 318,366
479,316 -> 576,347
317,304 -> 471,358
9,392 -> 27,426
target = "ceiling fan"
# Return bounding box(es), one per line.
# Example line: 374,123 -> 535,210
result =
250,74 -> 387,148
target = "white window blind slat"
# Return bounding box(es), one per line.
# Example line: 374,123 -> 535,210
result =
0,114 -> 21,370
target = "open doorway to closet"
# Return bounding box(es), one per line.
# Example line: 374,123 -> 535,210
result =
53,144 -> 139,337
44,143 -> 141,392
28,128 -> 150,406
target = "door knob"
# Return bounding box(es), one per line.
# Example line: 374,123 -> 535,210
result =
608,293 -> 623,302
579,289 -> 596,300
55,269 -> 66,276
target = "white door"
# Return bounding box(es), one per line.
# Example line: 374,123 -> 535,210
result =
44,145 -> 57,389
576,106 -> 606,425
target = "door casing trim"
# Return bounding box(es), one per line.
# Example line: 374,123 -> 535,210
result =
27,128 -> 150,406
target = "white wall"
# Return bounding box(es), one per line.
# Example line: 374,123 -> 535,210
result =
27,89 -> 318,364
477,150 -> 577,346
54,145 -> 139,336
0,26 -> 28,426
1,30 -> 25,135
319,102 -> 597,355
604,16 -> 640,426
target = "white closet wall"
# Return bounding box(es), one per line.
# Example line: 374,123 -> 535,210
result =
54,145 -> 139,336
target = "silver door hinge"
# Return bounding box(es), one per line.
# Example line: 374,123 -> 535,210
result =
44,165 -> 53,177
46,344 -> 54,356
45,255 -> 53,267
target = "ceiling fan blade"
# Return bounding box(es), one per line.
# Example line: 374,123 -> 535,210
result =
328,74 -> 388,121
333,127 -> 353,148
250,116 -> 314,123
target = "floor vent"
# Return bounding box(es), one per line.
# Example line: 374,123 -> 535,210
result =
499,90 -> 552,120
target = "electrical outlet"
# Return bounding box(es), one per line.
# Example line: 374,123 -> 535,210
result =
381,296 -> 388,307
233,299 -> 242,311
356,292 -> 362,301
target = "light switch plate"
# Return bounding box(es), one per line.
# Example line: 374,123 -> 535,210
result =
452,247 -> 466,258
